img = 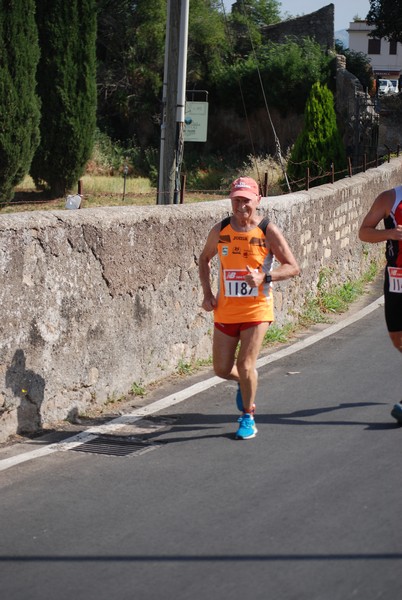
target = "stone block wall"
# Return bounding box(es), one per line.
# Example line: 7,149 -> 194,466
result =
1,157 -> 401,442
262,4 -> 334,50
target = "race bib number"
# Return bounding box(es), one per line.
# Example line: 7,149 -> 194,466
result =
224,269 -> 258,297
388,267 -> 402,293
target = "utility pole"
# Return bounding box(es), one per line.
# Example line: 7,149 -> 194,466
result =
157,0 -> 189,205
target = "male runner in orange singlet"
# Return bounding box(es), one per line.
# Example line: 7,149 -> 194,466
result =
199,177 -> 300,439
359,185 -> 402,423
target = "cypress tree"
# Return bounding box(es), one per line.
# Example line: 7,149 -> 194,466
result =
0,0 -> 40,202
287,82 -> 346,188
30,0 -> 97,197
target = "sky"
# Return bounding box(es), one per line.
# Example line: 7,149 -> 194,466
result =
223,1 -> 371,32
278,0 -> 371,31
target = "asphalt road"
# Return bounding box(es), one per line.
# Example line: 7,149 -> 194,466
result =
0,299 -> 401,600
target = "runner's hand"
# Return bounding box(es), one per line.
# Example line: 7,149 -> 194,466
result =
202,293 -> 217,312
390,225 -> 402,241
245,265 -> 264,288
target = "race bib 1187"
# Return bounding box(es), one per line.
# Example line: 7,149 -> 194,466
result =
388,266 -> 402,293
223,269 -> 258,297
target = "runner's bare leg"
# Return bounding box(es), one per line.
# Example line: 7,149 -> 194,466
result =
212,327 -> 240,381
389,331 -> 402,353
236,323 -> 269,411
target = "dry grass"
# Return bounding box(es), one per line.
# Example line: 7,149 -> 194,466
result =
2,155 -> 286,214
238,153 -> 288,195
2,176 -> 146,212
81,174 -> 152,195
2,175 -> 156,213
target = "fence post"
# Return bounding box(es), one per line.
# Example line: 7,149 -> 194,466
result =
78,179 -> 83,195
305,167 -> 310,191
122,159 -> 128,201
348,157 -> 352,177
331,162 -> 334,184
385,145 -> 391,163
263,172 -> 268,197
180,174 -> 186,204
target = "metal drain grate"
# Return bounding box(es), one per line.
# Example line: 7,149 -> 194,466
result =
70,435 -> 161,457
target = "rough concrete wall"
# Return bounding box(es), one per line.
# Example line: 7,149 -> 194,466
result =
331,57 -> 402,167
1,158 -> 401,441
378,93 -> 402,153
335,54 -> 365,153
262,4 -> 334,50
335,54 -> 363,120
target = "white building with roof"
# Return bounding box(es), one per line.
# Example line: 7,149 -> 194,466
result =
347,20 -> 402,80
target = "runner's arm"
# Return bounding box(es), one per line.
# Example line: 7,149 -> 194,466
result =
199,225 -> 220,311
265,222 -> 300,282
359,190 -> 402,243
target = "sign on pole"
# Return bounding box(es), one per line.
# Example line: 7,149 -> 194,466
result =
183,101 -> 208,142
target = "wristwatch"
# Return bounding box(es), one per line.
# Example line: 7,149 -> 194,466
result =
264,273 -> 272,284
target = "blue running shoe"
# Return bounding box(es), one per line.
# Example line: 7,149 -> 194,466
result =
391,402 -> 402,424
236,414 -> 257,439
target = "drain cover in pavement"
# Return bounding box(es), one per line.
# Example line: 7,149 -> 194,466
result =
70,435 -> 161,457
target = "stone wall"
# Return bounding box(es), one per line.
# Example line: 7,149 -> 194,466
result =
1,158 -> 401,442
378,93 -> 402,153
262,4 -> 334,50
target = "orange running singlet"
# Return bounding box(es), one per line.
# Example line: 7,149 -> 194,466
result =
213,217 -> 275,323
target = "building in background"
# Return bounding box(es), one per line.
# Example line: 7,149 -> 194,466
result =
348,20 -> 402,85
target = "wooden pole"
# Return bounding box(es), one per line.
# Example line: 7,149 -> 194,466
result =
157,0 -> 189,205
158,0 -> 181,204
180,174 -> 186,204
263,172 -> 268,197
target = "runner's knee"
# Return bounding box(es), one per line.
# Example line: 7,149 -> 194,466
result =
236,359 -> 256,380
213,363 -> 233,379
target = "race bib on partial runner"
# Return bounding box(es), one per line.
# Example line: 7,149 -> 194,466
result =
223,269 -> 258,297
388,267 -> 402,293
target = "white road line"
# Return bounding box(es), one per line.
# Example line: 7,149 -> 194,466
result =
0,296 -> 384,472
256,295 -> 384,368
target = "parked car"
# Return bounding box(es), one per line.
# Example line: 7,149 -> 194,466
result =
389,79 -> 400,93
378,79 -> 394,94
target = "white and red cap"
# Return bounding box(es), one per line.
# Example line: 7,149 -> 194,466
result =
230,177 -> 260,201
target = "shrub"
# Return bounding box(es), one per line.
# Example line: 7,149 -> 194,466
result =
287,82 -> 346,188
30,0 -> 97,197
0,0 -> 40,202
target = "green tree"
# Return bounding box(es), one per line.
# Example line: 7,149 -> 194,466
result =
367,0 -> 402,43
30,0 -> 97,197
187,0 -> 230,86
0,0 -> 40,201
230,0 -> 281,57
97,0 -> 228,147
97,0 -> 135,139
231,0 -> 281,29
214,37 -> 332,117
287,82 -> 346,188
